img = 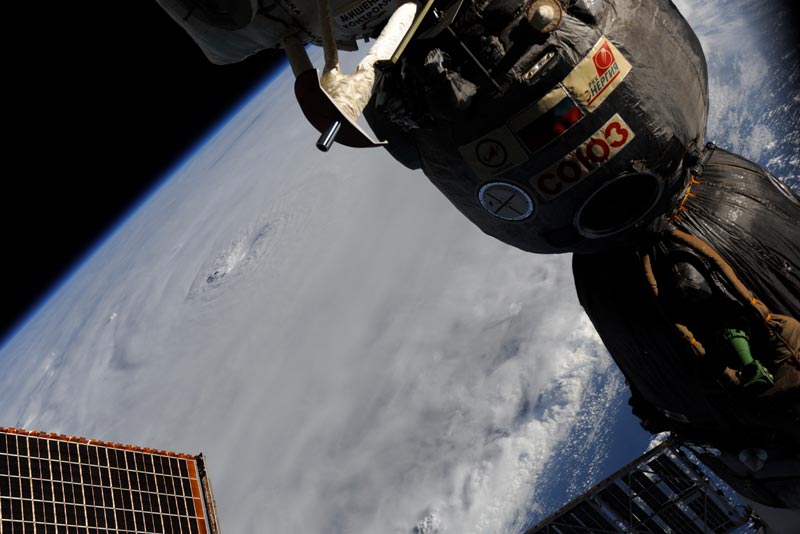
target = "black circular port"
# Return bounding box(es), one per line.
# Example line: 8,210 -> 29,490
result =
576,172 -> 662,238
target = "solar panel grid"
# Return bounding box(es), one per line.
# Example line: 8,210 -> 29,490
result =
571,501 -> 617,532
0,429 -> 214,534
631,470 -> 704,534
599,480 -> 652,529
621,478 -> 672,533
524,443 -> 757,534
682,492 -> 730,534
666,450 -> 738,534
647,452 -> 735,533
659,454 -> 732,533
649,455 -> 695,494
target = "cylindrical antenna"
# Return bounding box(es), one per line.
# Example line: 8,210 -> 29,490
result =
317,120 -> 342,151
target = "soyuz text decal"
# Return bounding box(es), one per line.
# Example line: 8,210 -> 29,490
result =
336,0 -> 396,29
531,114 -> 635,200
563,37 -> 631,112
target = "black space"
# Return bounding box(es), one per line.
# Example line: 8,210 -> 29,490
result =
3,4 -> 284,340
2,3 -> 799,343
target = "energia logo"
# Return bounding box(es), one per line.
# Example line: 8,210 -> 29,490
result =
564,36 -> 632,112
593,41 -> 615,76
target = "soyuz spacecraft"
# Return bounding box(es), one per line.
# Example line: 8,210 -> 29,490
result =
157,0 -> 799,511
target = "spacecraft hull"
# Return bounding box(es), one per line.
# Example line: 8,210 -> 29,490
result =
573,145 -> 800,507
367,0 -> 709,253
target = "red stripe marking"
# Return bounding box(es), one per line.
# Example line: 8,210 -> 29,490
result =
587,69 -> 622,107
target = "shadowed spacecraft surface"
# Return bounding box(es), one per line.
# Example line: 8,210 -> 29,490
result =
157,0 -> 799,516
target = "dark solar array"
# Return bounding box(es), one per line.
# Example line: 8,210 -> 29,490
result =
0,430 -> 208,534
647,454 -> 734,533
525,444 -> 751,534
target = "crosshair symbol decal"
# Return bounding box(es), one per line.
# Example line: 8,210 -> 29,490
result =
476,139 -> 508,168
478,182 -> 535,221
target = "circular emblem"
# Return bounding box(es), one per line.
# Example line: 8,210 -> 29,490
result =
475,139 -> 508,168
478,182 -> 535,221
593,45 -> 615,74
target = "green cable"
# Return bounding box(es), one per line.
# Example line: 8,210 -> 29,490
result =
722,328 -> 774,390
722,328 -> 754,367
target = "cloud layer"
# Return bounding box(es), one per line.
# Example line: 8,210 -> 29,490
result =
0,53 -> 642,532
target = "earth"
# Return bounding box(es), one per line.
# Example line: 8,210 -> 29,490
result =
1,1 -> 797,532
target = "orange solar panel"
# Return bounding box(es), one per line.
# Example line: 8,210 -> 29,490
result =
0,427 -> 219,533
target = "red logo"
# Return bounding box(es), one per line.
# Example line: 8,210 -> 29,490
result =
593,42 -> 615,76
